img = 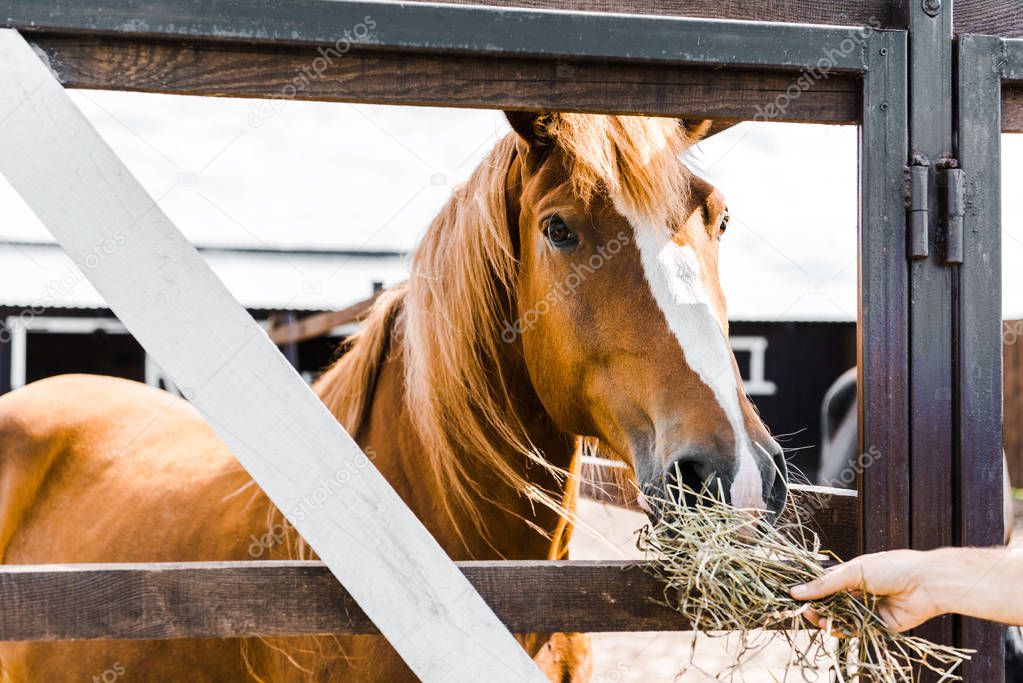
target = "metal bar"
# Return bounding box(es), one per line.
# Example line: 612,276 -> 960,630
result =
943,166 -> 964,264
909,157 -> 930,258
858,29 -> 911,556
0,0 -> 878,71
1004,38 -> 1023,82
954,32 -> 1006,681
893,0 -> 957,664
0,327 -> 10,395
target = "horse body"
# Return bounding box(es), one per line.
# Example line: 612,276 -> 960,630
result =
0,363 -> 580,680
0,112 -> 785,681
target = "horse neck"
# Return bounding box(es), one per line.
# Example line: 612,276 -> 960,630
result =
350,322 -> 576,560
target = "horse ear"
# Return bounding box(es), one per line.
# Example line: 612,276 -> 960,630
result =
681,119 -> 713,142
505,111 -> 553,147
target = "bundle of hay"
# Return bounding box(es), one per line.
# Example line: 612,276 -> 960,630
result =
638,483 -> 971,681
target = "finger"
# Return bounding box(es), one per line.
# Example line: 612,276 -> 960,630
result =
791,561 -> 865,601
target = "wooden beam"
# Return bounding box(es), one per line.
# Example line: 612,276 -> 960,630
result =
955,1 -> 1023,39
0,558 -> 831,641
0,29 -> 544,682
28,35 -> 860,125
268,294 -> 380,346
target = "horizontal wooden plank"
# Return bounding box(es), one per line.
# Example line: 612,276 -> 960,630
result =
30,35 -> 861,124
0,560 -> 684,640
269,293 -> 379,346
0,556 -> 849,642
0,479 -> 854,642
955,1 -> 1023,39
784,484 -> 858,561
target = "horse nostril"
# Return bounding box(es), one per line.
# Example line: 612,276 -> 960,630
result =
663,455 -> 723,508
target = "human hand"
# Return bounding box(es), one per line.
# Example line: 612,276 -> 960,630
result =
790,549 -> 944,632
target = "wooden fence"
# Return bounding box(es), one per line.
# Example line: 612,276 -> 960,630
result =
0,0 -> 1017,678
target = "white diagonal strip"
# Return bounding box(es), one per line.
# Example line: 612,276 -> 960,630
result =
0,29 -> 542,682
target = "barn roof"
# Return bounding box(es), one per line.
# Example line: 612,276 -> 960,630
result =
0,241 -> 407,312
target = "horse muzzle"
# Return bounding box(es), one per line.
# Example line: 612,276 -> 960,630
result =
638,443 -> 788,521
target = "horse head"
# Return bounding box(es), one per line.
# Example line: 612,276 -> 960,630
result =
403,112 -> 787,530
502,112 -> 786,517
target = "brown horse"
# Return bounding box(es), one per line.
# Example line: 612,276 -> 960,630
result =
0,112 -> 787,681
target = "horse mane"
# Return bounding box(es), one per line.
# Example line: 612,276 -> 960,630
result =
315,114 -> 701,538
314,284 -> 407,437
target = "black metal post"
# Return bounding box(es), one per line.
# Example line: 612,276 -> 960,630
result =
858,30 -> 911,557
891,0 -> 958,666
0,327 -> 10,396
955,33 -> 1010,680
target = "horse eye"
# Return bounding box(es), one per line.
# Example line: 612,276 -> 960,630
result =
543,215 -> 579,249
718,209 -> 730,237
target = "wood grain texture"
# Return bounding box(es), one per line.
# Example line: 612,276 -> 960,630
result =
0,29 -> 544,682
268,294 -> 380,346
29,35 -> 860,124
784,486 -> 859,562
21,34 -> 1023,130
955,0 -> 1023,38
0,561 -> 692,640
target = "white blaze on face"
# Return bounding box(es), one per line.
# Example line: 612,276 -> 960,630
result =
629,216 -> 766,511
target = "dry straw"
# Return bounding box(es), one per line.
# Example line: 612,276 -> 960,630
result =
637,480 -> 972,681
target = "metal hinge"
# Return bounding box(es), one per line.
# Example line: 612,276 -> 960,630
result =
937,158 -> 964,265
906,155 -> 965,265
908,154 -> 930,259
